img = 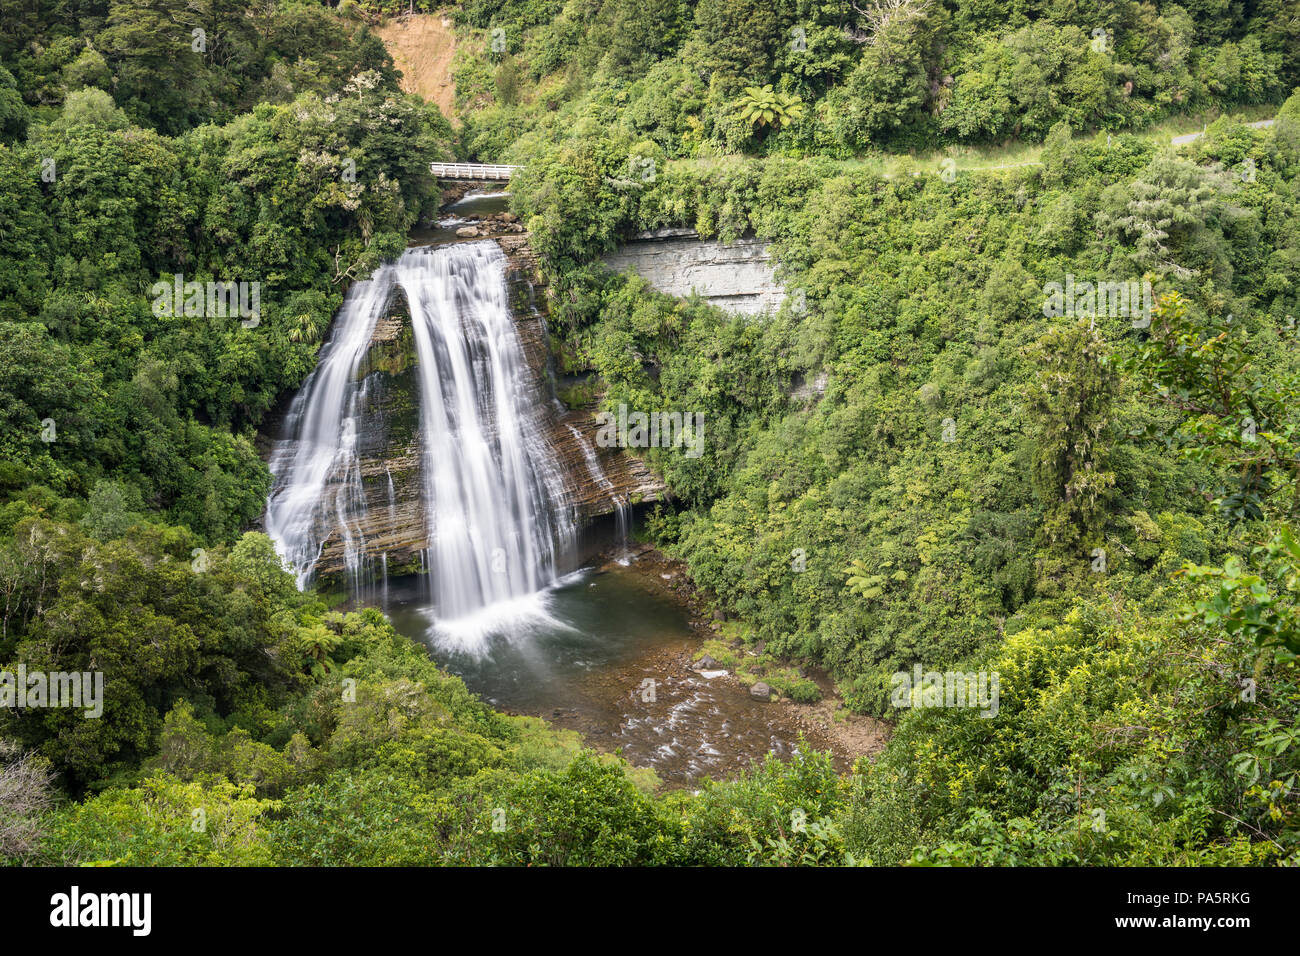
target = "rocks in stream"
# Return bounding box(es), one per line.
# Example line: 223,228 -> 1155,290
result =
693,654 -> 722,671
750,681 -> 772,702
453,214 -> 526,239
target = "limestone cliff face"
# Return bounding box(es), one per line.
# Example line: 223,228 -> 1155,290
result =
312,236 -> 666,578
601,229 -> 785,315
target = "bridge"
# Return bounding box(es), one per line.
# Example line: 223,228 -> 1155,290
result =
428,162 -> 522,181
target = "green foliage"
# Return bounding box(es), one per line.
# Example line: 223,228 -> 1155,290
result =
5,0 -> 397,136
268,770 -> 445,866
845,605 -> 1284,865
0,62 -> 450,539
470,752 -> 666,865
447,0 -> 1287,165
42,775 -> 276,866
0,521 -> 318,789
664,748 -> 849,865
1127,291 -> 1300,522
6,0 -> 1300,870
503,45 -> 1300,866
515,127 -> 1253,718
732,85 -> 805,140
1022,319 -> 1118,549
939,24 -> 1133,143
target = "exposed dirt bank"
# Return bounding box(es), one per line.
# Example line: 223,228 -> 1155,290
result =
376,13 -> 458,123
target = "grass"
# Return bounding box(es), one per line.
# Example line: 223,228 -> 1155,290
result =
863,107 -> 1281,179
696,635 -> 822,704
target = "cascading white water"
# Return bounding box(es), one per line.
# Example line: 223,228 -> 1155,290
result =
402,241 -> 575,620
265,271 -> 394,590
266,240 -> 578,630
565,423 -> 633,564
613,498 -> 633,565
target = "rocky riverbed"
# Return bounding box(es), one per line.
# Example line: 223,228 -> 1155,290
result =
385,544 -> 890,788
582,546 -> 892,783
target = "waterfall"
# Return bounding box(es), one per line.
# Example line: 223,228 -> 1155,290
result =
265,269 -> 394,590
565,423 -> 632,564
266,240 -> 579,626
613,497 -> 633,565
402,241 -> 575,619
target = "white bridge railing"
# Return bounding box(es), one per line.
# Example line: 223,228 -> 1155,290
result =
428,162 -> 522,181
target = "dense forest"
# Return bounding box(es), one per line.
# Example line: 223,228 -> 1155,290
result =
2,0 -> 1299,868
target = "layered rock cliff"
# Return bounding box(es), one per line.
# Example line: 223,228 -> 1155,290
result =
498,236 -> 666,519
601,229 -> 786,315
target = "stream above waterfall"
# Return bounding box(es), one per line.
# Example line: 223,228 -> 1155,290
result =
410,190 -> 512,245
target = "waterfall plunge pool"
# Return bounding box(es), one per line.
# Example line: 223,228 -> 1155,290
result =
379,557 -> 859,786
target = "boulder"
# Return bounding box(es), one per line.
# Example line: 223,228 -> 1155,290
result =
750,681 -> 772,701
693,654 -> 721,671
456,226 -> 479,238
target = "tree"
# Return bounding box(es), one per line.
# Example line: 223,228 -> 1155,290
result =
1097,154 -> 1233,282
1023,319 -> 1118,550
1127,292 -> 1300,522
689,0 -> 785,83
824,1 -> 938,148
42,774 -> 275,865
847,0 -> 932,46
732,85 -> 805,133
0,66 -> 28,143
0,742 -> 54,861
81,479 -> 143,540
50,88 -> 130,132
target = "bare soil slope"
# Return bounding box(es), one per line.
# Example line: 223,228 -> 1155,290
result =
376,13 -> 458,124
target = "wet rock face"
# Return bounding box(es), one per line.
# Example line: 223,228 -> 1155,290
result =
499,235 -> 666,521
311,235 -> 667,578
601,231 -> 786,316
